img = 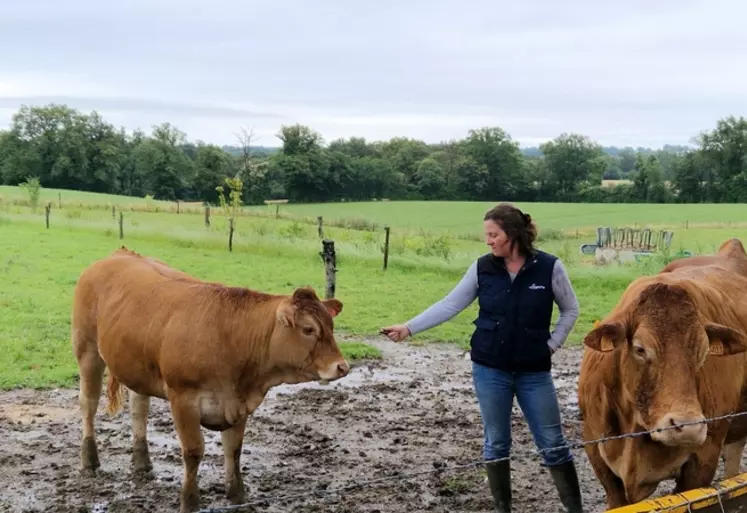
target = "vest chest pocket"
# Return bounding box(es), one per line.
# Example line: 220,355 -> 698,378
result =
516,286 -> 553,325
476,275 -> 510,314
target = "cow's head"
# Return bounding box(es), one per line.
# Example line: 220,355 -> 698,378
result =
271,286 -> 349,383
583,281 -> 747,447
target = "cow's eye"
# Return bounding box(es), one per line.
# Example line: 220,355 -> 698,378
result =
633,345 -> 646,358
302,326 -> 315,336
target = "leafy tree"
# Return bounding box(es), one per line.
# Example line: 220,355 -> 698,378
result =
0,103 -> 746,205
540,133 -> 606,201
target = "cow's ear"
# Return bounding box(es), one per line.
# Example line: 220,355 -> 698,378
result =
323,299 -> 343,318
584,320 -> 624,353
705,322 -> 747,356
276,301 -> 296,328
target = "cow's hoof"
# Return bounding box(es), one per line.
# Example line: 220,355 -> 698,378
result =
179,489 -> 200,513
226,478 -> 246,504
80,436 -> 100,474
132,441 -> 153,475
80,467 -> 97,478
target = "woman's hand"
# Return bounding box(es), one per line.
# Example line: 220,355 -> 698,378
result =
380,324 -> 411,342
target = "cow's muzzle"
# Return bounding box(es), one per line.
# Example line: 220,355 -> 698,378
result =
318,360 -> 350,382
651,413 -> 708,447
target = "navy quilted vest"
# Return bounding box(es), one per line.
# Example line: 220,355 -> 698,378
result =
469,249 -> 557,372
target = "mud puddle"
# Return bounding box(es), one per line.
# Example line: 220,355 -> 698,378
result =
0,339 -> 736,513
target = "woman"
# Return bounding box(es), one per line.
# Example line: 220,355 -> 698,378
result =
381,203 -> 583,513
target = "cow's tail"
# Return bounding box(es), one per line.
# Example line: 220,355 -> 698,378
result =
105,371 -> 124,416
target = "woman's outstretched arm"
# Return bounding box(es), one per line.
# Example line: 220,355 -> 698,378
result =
404,260 -> 479,336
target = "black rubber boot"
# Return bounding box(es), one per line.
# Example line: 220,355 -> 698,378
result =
485,459 -> 511,512
548,460 -> 584,512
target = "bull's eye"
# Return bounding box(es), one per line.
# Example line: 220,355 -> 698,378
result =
633,345 -> 646,358
302,326 -> 315,336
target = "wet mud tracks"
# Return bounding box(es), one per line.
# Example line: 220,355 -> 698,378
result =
0,339 -> 727,512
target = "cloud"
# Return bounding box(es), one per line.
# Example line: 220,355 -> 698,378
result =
0,95 -> 284,120
1,0 -> 745,148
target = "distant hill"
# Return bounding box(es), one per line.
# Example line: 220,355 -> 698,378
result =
220,145 -> 281,157
219,143 -> 692,159
519,144 -> 691,157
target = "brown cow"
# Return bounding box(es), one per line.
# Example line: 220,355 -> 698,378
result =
578,243 -> 747,508
660,237 -> 747,276
71,247 -> 350,513
659,238 -> 747,479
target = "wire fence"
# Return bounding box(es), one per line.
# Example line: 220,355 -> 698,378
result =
195,409 -> 747,513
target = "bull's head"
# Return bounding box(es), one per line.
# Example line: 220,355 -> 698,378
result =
583,282 -> 747,447
272,286 -> 350,383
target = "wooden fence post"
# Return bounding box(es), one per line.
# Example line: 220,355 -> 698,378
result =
383,226 -> 390,270
228,218 -> 234,252
112,205 -> 116,219
263,198 -> 289,219
205,206 -> 211,228
317,216 -> 324,239
319,239 -> 337,300
45,203 -> 51,229
119,212 -> 124,239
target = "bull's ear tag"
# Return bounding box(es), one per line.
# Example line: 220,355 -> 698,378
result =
593,319 -> 601,329
600,336 -> 615,352
709,339 -> 725,356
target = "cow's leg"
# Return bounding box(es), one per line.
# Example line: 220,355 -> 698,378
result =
221,414 -> 248,504
170,393 -> 205,513
585,443 -> 628,509
580,415 -> 628,509
130,390 -> 153,476
722,437 -> 746,478
74,334 -> 106,475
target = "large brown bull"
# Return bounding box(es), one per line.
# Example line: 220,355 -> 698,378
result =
578,239 -> 747,508
71,247 -> 350,513
659,238 -> 747,479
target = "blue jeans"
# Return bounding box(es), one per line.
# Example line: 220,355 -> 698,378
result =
472,361 -> 573,467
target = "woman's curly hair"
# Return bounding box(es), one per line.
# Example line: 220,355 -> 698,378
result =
483,202 -> 537,257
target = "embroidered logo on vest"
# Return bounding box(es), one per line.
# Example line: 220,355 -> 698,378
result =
528,283 -> 546,290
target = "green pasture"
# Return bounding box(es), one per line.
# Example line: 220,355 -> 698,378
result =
246,200 -> 747,234
1,185 -> 746,390
4,184 -> 746,236
0,185 -> 174,208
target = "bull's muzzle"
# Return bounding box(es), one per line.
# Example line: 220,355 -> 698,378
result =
318,360 -> 350,381
651,413 -> 708,447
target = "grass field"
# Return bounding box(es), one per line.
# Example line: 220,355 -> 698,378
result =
1,185 -> 746,390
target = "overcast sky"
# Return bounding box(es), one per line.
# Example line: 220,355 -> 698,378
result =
2,0 -> 746,149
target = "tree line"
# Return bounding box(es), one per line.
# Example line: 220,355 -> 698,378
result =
1,103 -> 746,205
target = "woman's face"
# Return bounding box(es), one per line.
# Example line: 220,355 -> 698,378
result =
484,219 -> 511,257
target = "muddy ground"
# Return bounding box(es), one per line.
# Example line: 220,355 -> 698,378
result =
0,339 -> 741,513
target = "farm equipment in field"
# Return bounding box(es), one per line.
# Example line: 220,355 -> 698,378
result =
580,227 -> 693,264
